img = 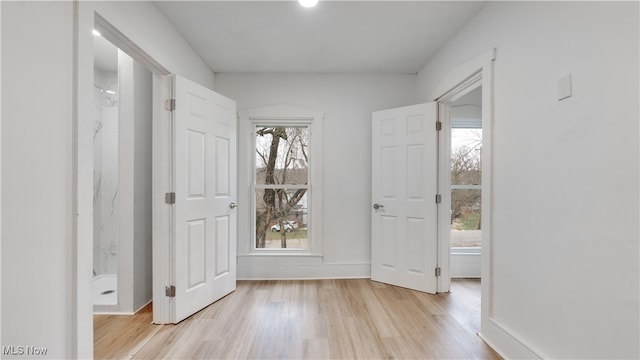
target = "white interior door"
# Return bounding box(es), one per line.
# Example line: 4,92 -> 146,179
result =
371,102 -> 439,294
172,75 -> 237,323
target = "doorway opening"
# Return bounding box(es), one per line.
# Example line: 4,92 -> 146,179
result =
437,81 -> 483,286
449,86 -> 482,278
91,23 -> 154,315
432,49 -> 494,342
77,9 -> 175,357
442,85 -> 483,333
92,32 -> 120,310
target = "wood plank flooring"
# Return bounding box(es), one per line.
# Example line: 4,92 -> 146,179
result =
94,279 -> 500,359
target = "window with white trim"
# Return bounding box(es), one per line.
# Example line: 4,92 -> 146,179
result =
238,105 -> 323,255
254,125 -> 310,249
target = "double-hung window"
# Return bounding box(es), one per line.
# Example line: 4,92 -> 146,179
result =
238,105 -> 323,255
254,125 -> 310,250
450,113 -> 482,251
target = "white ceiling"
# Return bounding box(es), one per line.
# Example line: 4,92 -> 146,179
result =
153,1 -> 486,74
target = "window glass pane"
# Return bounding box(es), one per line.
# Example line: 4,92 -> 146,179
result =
255,188 -> 308,249
450,189 -> 481,247
255,126 -> 309,185
451,128 -> 482,185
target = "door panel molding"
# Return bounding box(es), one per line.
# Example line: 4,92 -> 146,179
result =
172,75 -> 237,324
371,102 -> 438,294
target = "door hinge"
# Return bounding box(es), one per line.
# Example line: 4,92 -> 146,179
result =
435,194 -> 442,204
435,120 -> 442,131
435,267 -> 441,277
165,285 -> 176,298
165,99 -> 176,111
165,192 -> 176,204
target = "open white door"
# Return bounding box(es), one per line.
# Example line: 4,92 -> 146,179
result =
371,103 -> 439,294
171,75 -> 237,323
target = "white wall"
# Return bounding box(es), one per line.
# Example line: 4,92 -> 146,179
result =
117,50 -> 153,314
417,2 -> 639,358
4,1 -> 637,358
2,1 -> 216,357
1,2 -> 75,358
132,56 -> 153,312
216,73 -> 416,278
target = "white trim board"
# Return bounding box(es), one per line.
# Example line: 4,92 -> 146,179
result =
237,255 -> 370,280
450,252 -> 481,278
479,318 -> 546,359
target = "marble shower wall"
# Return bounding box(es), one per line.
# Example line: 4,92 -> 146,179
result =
93,69 -> 119,275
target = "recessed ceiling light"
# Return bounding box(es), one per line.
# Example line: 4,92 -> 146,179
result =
298,0 -> 318,8
92,29 -> 101,37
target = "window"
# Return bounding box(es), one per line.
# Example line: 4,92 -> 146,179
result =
450,127 -> 482,248
254,126 -> 310,249
450,92 -> 482,250
238,105 -> 323,256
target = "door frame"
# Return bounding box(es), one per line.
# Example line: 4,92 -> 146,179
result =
435,73 -> 483,292
432,49 -> 495,338
74,5 -> 173,357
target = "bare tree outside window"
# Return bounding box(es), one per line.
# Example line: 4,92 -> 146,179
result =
451,144 -> 481,225
451,128 -> 482,247
254,126 -> 310,249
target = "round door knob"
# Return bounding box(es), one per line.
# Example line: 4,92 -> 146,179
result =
229,202 -> 237,209
373,203 -> 384,210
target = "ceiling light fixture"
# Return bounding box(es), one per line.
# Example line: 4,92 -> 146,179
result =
298,0 -> 318,8
92,29 -> 101,37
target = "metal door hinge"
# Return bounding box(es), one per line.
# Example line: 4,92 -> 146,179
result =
165,192 -> 176,204
165,99 -> 176,111
436,121 -> 442,131
165,285 -> 176,298
435,267 -> 441,277
435,194 -> 442,204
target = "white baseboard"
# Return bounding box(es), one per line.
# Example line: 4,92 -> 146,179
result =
451,252 -> 481,278
481,317 -> 546,359
92,309 -> 137,315
237,256 -> 371,280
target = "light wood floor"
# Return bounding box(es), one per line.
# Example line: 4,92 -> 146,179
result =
94,279 -> 500,359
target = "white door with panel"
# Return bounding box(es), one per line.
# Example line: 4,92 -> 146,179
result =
371,103 -> 439,294
172,75 -> 237,323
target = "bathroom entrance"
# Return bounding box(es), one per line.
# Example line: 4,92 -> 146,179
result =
92,28 -> 153,314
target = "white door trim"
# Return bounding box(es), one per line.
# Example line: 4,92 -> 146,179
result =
151,75 -> 174,324
435,73 -> 483,293
431,48 -> 496,340
74,5 -> 174,356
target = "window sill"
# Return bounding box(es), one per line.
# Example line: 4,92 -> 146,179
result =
450,247 -> 481,255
